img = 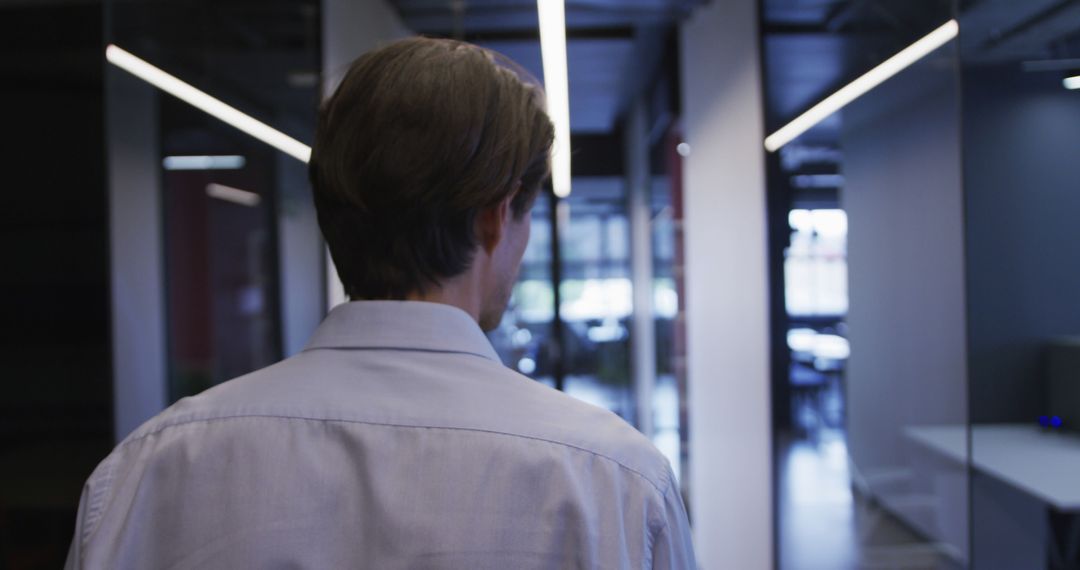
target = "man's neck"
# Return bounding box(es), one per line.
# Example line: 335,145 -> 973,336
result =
403,276 -> 483,325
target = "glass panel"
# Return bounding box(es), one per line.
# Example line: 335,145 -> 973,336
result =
161,118 -> 282,401
959,2 -> 1080,567
764,0 -> 968,567
561,178 -> 635,422
650,131 -> 687,484
487,199 -> 555,388
108,0 -> 320,401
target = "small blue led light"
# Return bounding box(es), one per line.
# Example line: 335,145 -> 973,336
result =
1039,415 -> 1051,427
1051,416 -> 1063,428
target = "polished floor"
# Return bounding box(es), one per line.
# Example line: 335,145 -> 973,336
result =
778,429 -> 963,570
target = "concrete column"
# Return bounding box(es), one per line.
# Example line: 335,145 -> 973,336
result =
321,0 -> 411,96
680,0 -> 773,567
107,68 -> 168,441
320,0 -> 411,309
276,151 -> 324,356
627,99 -> 656,439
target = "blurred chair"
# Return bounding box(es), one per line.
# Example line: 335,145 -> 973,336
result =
790,361 -> 829,438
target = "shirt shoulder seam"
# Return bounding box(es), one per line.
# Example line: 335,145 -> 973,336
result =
646,476 -> 679,567
121,413 -> 670,494
79,451 -> 119,552
300,345 -> 498,363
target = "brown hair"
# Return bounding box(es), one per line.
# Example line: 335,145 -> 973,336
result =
309,37 -> 554,300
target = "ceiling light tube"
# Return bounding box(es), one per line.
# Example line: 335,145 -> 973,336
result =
206,183 -> 262,207
163,155 -> 246,171
537,0 -> 572,198
106,45 -> 312,163
1064,75 -> 1080,90
764,19 -> 959,153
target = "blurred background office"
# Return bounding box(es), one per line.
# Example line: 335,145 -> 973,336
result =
2,0 -> 1079,569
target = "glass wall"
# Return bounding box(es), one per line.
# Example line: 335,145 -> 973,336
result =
474,27 -> 688,479
651,130 -> 687,485
488,176 -> 659,430
160,106 -> 284,401
764,0 -> 968,567
107,0 -> 321,403
770,0 -> 1080,567
487,197 -> 556,387
561,178 -> 635,420
960,3 -> 1080,568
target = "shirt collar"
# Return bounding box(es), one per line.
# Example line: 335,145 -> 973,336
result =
303,300 -> 501,363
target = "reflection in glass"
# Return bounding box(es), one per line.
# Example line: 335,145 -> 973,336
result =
161,115 -> 282,401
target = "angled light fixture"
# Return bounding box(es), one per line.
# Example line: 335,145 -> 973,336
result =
1064,75 -> 1080,90
764,19 -> 960,153
206,183 -> 262,207
106,45 -> 312,163
537,0 -> 572,198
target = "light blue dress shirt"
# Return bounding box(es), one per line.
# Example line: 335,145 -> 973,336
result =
66,301 -> 696,569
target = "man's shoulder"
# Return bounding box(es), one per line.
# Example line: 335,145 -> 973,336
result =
468,363 -> 675,494
119,349 -> 675,494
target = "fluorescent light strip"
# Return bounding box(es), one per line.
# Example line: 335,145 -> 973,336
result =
1064,75 -> 1080,90
163,155 -> 246,171
106,45 -> 312,163
537,0 -> 572,198
206,183 -> 262,207
764,19 -> 959,153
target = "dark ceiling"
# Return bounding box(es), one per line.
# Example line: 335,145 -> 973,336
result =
386,0 -> 702,134
763,0 -> 1080,146
762,0 -> 953,143
107,0 -> 321,138
389,0 -> 701,34
17,0 -> 1078,172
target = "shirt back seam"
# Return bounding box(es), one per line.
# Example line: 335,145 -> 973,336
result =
121,413 -> 671,495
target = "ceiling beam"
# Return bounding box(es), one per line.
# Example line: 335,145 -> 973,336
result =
459,26 -> 635,42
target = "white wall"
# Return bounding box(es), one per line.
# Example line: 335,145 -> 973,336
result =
680,0 -> 773,567
107,69 -> 167,441
322,0 -> 410,96
321,0 -> 411,308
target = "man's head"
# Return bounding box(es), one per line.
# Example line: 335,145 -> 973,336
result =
310,37 -> 554,331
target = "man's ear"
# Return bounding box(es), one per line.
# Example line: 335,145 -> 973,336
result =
477,192 -> 514,256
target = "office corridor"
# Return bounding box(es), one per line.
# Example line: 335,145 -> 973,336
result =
778,430 -> 961,570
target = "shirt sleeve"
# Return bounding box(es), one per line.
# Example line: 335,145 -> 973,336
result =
64,451 -> 118,570
64,480 -> 92,570
651,474 -> 698,570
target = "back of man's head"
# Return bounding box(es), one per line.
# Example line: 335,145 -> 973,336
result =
310,37 -> 554,301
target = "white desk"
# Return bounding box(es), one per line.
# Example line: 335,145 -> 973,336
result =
905,424 -> 1080,511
